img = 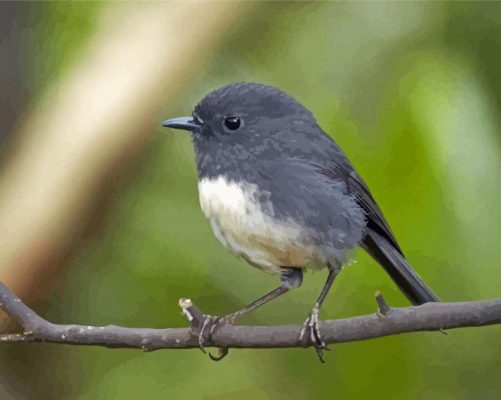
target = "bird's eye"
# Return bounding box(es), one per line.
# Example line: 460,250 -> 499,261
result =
223,116 -> 241,131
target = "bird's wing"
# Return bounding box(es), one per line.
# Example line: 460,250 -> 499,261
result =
314,155 -> 403,256
255,158 -> 368,258
282,126 -> 439,302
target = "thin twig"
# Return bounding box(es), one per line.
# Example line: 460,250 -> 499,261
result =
375,291 -> 391,316
1,282 -> 501,351
178,298 -> 205,335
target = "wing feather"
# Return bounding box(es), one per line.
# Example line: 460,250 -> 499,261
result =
315,160 -> 403,255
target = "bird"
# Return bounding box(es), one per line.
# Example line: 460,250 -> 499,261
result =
162,82 -> 439,360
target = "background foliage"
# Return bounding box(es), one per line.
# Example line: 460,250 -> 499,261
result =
1,2 -> 501,399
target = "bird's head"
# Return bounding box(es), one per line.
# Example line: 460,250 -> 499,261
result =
162,82 -> 316,147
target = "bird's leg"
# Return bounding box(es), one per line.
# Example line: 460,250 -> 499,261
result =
199,267 -> 303,356
299,264 -> 339,362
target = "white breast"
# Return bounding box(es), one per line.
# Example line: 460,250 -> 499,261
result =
198,176 -> 327,273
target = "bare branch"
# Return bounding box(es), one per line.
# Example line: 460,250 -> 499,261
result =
1,282 -> 501,351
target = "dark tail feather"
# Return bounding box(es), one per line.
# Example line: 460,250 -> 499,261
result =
362,230 -> 440,305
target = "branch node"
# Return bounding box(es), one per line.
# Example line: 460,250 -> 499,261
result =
179,298 -> 194,321
178,298 -> 206,335
375,291 -> 391,317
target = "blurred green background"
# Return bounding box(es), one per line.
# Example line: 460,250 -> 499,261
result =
1,1 -> 501,399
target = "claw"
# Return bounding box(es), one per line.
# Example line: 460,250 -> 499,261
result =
208,347 -> 229,361
299,305 -> 329,362
198,314 -> 235,357
198,315 -> 216,353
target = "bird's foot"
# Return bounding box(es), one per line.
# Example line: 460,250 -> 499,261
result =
299,304 -> 329,362
198,314 -> 236,361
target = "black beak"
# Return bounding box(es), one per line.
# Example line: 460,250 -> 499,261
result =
161,116 -> 200,131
